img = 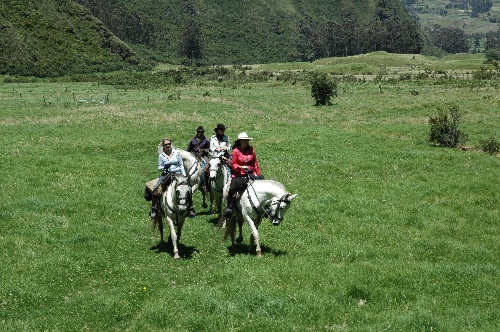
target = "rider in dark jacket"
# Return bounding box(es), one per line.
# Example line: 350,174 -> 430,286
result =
186,126 -> 210,189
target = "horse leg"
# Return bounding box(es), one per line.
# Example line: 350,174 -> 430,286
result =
236,218 -> 243,243
245,217 -> 261,257
201,185 -> 208,209
225,216 -> 236,254
209,185 -> 216,214
177,219 -> 184,245
166,216 -> 180,259
151,217 -> 158,241
156,216 -> 167,251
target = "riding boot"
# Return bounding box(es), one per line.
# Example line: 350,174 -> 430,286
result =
223,190 -> 235,217
204,170 -> 210,191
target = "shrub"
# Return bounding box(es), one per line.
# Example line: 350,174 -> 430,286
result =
309,71 -> 337,106
479,136 -> 500,155
428,104 -> 468,148
485,48 -> 500,61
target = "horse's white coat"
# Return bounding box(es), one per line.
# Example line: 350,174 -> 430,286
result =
223,179 -> 297,256
178,149 -> 208,208
155,174 -> 191,259
208,156 -> 230,217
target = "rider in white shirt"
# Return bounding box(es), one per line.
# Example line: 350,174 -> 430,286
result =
209,123 -> 231,159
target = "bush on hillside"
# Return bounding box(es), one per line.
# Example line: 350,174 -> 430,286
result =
309,71 -> 337,106
485,48 -> 500,61
428,104 -> 468,148
479,136 -> 500,155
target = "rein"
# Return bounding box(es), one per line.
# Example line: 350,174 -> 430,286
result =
186,157 -> 200,183
246,183 -> 291,222
211,158 -> 226,193
164,178 -> 191,225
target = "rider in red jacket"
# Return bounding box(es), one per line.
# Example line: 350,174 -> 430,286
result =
224,132 -> 261,217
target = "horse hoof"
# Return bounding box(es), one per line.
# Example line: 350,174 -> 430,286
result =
236,236 -> 243,243
174,254 -> 180,259
202,203 -> 208,208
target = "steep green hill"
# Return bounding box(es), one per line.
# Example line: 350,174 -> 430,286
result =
77,0 -> 423,64
0,0 -> 151,77
1,0 -> 423,77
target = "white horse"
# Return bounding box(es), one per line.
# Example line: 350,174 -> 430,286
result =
152,174 -> 192,259
223,179 -> 297,257
208,155 -> 230,219
178,149 -> 208,209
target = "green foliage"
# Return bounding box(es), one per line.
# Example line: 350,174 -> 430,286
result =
1,0 -> 422,76
0,0 -> 153,77
309,71 -> 337,106
485,48 -> 500,61
428,104 -> 468,148
479,135 -> 500,154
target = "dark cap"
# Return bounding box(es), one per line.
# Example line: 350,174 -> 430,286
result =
196,126 -> 205,132
214,123 -> 226,132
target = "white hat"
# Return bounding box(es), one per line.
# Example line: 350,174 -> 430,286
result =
237,132 -> 253,140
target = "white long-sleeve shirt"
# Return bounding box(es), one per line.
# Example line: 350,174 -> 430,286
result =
209,134 -> 231,158
158,149 -> 186,176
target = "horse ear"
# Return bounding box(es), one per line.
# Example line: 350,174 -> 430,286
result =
285,194 -> 297,203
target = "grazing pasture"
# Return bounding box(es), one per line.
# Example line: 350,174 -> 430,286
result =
0,59 -> 499,330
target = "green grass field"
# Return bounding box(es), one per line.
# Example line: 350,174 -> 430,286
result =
1,55 -> 499,331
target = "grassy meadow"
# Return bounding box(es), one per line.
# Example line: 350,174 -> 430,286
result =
1,55 -> 499,331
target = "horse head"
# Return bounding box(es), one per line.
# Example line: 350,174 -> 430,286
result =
267,193 -> 297,226
172,175 -> 191,216
208,157 -> 221,181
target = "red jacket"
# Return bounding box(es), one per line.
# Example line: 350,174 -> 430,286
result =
231,146 -> 261,177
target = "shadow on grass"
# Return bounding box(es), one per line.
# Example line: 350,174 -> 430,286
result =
226,243 -> 288,257
150,239 -> 199,259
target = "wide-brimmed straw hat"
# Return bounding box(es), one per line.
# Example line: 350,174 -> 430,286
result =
236,132 -> 253,141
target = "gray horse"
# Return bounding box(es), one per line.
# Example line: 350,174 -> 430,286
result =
223,179 -> 297,257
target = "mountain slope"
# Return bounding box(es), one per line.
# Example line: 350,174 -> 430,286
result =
1,0 -> 423,77
77,0 -> 422,64
0,0 -> 148,77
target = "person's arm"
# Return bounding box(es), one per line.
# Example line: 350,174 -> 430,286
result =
201,138 -> 210,155
252,148 -> 261,175
158,154 -> 171,172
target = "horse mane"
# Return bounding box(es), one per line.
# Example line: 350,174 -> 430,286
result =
173,173 -> 188,185
257,179 -> 287,192
179,149 -> 202,163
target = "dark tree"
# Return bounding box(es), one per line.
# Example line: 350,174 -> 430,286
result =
428,24 -> 468,53
180,18 -> 202,65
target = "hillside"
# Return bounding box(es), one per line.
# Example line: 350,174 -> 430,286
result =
1,0 -> 424,77
77,0 -> 423,64
0,0 -> 150,77
404,0 -> 500,35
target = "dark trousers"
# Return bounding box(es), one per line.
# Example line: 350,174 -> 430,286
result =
226,176 -> 249,209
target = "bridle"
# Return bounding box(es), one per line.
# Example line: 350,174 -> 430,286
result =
210,156 -> 227,193
246,184 -> 292,225
164,177 -> 192,224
